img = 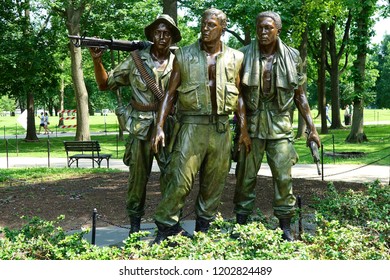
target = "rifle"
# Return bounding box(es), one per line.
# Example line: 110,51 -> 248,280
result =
68,35 -> 151,52
306,130 -> 321,175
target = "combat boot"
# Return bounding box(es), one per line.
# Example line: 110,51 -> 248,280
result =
230,214 -> 248,239
236,214 -> 248,225
151,222 -> 192,245
279,218 -> 294,241
129,216 -> 141,235
195,217 -> 210,233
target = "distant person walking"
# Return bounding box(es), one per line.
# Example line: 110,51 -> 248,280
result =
326,104 -> 332,125
344,104 -> 351,125
38,112 -> 45,134
44,112 -> 52,134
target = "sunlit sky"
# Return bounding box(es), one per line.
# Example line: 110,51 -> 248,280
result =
372,16 -> 389,44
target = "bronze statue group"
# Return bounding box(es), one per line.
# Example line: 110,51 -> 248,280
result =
89,8 -> 321,245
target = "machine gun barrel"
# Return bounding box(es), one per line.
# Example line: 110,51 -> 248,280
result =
68,35 -> 151,52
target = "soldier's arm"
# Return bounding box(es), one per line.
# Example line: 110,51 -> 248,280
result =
152,57 -> 181,153
294,85 -> 321,147
235,71 -> 251,153
89,48 -> 109,91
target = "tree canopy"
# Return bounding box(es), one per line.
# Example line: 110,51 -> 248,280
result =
0,0 -> 388,140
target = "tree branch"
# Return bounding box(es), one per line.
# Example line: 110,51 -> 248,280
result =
225,29 -> 245,45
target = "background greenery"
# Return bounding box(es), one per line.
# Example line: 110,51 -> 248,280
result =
0,0 -> 389,115
1,111 -> 389,165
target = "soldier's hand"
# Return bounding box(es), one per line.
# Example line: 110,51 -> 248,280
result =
306,130 -> 321,148
238,130 -> 251,154
152,126 -> 165,153
88,46 -> 105,60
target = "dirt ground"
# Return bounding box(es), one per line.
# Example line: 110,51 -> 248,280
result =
0,172 -> 367,232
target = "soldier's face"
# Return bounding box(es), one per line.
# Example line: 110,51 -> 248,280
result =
153,23 -> 172,50
201,14 -> 223,43
256,17 -> 280,46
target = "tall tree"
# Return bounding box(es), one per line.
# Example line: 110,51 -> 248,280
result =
51,1 -> 91,141
375,35 -> 390,108
346,0 -> 377,143
0,0 -> 60,141
326,11 -> 352,129
318,23 -> 329,134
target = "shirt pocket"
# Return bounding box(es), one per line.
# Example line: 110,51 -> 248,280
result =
224,83 -> 239,112
132,71 -> 148,92
177,84 -> 201,111
269,110 -> 292,135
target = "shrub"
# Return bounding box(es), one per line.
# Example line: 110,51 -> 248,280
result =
0,216 -> 121,260
312,181 -> 390,246
1,181 -> 389,260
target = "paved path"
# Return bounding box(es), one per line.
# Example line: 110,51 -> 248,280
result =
1,156 -> 388,185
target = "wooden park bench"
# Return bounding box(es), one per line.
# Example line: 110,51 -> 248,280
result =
63,140 -> 112,168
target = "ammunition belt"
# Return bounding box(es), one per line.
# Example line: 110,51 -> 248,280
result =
130,99 -> 159,112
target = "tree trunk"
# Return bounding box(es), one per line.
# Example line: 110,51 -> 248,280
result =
296,16 -> 308,139
163,0 -> 177,23
22,0 -> 38,141
346,1 -> 371,143
25,91 -> 38,141
346,99 -> 367,142
319,23 -> 328,134
327,23 -> 342,128
58,63 -> 65,127
69,42 -> 90,141
65,4 -> 90,141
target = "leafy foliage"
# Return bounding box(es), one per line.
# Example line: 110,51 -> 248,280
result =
1,181 -> 389,260
311,180 -> 390,247
374,35 -> 390,108
0,0 -> 61,107
0,216 -> 121,260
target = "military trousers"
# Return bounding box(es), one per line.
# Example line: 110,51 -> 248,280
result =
154,121 -> 232,227
234,138 -> 298,219
124,133 -> 170,218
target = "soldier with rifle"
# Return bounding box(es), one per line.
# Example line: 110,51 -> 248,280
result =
232,11 -> 321,241
87,14 -> 182,237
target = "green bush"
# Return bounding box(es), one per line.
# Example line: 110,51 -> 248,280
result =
0,216 -> 121,260
312,180 -> 390,246
301,217 -> 389,259
1,181 -> 389,260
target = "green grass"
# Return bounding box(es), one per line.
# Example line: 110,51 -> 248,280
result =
0,167 -> 119,185
305,108 -> 390,125
293,124 -> 390,165
1,112 -> 389,165
1,134 -> 126,159
0,113 -> 121,136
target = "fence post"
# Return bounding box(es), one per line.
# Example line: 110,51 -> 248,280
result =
321,144 -> 324,181
47,138 -> 50,168
332,134 -> 335,164
92,208 -> 97,245
297,195 -> 303,238
116,134 -> 119,158
15,124 -> 18,156
6,139 -> 9,168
